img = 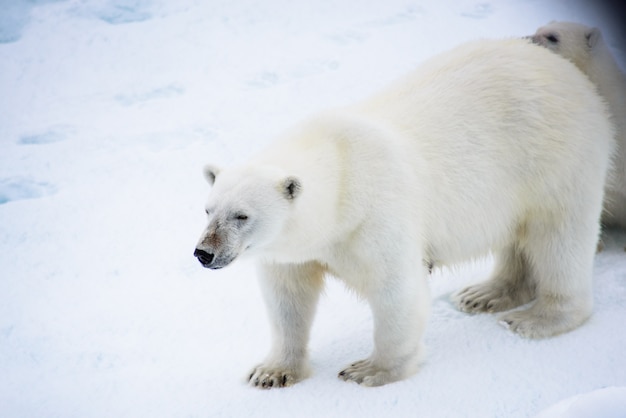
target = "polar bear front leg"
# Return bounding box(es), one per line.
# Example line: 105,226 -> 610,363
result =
338,265 -> 430,386
248,261 -> 325,389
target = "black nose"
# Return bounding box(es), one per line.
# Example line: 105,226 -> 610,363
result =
194,248 -> 214,266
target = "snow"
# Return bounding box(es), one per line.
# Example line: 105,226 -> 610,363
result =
1,1 -> 625,417
535,387 -> 626,418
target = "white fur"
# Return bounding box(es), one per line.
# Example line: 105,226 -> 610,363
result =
532,21 -> 626,228
195,38 -> 615,388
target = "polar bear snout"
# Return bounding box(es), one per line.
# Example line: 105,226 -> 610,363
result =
194,248 -> 215,268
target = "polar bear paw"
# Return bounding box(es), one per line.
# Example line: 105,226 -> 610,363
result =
453,281 -> 532,314
498,302 -> 590,339
247,364 -> 300,389
338,359 -> 401,387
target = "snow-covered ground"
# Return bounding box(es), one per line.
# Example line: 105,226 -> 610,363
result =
1,1 -> 625,417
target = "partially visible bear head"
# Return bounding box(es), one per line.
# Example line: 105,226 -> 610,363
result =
194,164 -> 302,269
531,21 -> 602,72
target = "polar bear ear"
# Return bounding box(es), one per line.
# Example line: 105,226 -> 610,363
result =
281,176 -> 302,200
203,164 -> 220,185
585,27 -> 601,49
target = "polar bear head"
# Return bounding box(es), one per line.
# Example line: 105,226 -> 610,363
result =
531,21 -> 602,73
194,164 -> 302,269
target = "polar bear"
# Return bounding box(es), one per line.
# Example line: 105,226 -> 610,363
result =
531,21 -> 626,229
194,38 -> 615,388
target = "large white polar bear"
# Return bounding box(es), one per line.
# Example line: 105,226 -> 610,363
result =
194,38 -> 615,388
531,21 -> 626,229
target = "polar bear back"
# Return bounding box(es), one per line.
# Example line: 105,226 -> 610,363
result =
350,39 -> 611,260
252,38 -> 614,266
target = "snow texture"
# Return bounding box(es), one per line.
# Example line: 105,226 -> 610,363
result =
535,387 -> 626,418
0,1 -> 624,417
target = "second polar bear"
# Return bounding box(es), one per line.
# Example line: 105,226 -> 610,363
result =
532,21 -> 626,228
195,38 -> 615,388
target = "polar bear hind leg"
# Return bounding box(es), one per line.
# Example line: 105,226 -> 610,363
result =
499,214 -> 597,338
454,205 -> 599,339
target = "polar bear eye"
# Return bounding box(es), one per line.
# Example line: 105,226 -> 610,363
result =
234,213 -> 249,221
546,34 -> 559,44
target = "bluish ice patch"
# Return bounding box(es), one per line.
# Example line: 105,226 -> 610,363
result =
115,83 -> 185,106
1,325 -> 14,339
290,60 -> 339,79
245,71 -> 280,89
133,127 -> 218,151
94,0 -> 153,24
460,3 -> 494,19
193,127 -> 218,142
18,130 -> 66,145
363,5 -> 425,27
0,2 -> 29,43
0,0 -> 67,43
0,177 -> 56,205
327,30 -> 367,46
